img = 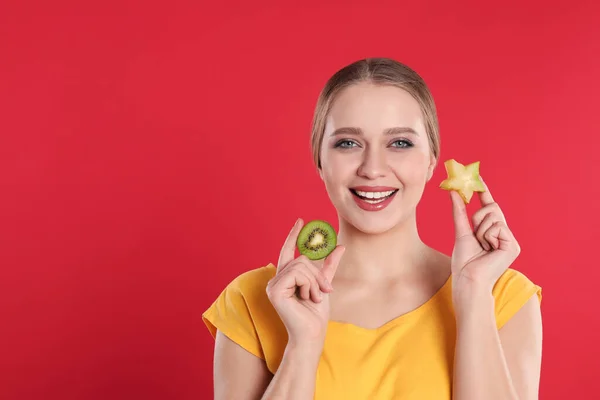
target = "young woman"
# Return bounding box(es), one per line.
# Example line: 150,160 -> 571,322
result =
203,57 -> 543,400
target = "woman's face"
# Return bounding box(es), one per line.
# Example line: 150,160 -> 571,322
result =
319,81 -> 437,235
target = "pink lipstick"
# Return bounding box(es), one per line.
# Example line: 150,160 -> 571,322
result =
349,186 -> 399,212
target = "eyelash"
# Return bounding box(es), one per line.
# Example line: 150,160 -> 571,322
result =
334,139 -> 414,149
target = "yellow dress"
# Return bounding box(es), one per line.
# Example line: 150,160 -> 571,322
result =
202,264 -> 542,399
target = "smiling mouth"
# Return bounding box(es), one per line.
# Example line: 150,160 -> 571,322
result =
349,189 -> 399,204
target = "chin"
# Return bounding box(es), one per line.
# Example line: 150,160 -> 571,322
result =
344,214 -> 403,235
346,216 -> 397,235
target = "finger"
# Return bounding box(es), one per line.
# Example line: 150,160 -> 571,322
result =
488,221 -> 518,253
321,245 -> 346,283
277,218 -> 303,270
483,221 -> 503,250
472,204 -> 506,232
450,190 -> 473,239
475,213 -> 497,251
477,176 -> 495,206
267,267 -> 309,301
297,277 -> 311,301
286,258 -> 333,294
309,279 -> 323,303
294,262 -> 325,302
471,207 -> 487,233
299,258 -> 334,293
281,266 -> 314,300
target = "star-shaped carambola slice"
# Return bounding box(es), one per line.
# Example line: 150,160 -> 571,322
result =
439,159 -> 486,204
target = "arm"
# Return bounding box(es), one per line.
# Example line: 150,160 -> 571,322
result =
261,342 -> 322,400
214,330 -> 321,400
213,331 -> 272,400
452,289 -> 543,400
447,176 -> 543,400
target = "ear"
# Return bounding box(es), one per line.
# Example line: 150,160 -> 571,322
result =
318,164 -> 324,181
426,154 -> 437,182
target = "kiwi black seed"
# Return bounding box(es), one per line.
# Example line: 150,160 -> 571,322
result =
296,220 -> 337,260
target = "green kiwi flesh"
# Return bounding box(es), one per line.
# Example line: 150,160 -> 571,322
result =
296,220 -> 337,260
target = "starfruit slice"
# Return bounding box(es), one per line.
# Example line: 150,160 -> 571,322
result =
439,159 -> 485,204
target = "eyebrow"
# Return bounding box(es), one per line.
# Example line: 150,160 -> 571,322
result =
330,126 -> 418,137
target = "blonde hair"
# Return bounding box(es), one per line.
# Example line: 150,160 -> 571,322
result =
310,57 -> 440,169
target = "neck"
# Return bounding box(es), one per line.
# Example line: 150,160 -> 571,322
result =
335,213 -> 431,282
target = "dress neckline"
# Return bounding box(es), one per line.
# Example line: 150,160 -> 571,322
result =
326,273 -> 453,333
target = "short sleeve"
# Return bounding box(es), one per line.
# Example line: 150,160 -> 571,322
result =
492,268 -> 542,329
202,265 -> 277,360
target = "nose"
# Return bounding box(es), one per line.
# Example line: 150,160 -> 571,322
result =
357,147 -> 387,179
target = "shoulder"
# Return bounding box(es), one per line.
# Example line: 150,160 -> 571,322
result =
492,268 -> 542,329
202,264 -> 277,339
219,264 -> 277,299
202,264 -> 285,368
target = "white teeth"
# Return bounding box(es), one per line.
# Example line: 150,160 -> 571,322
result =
363,198 -> 386,204
355,190 -> 395,199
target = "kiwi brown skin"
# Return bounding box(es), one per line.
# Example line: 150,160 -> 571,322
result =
296,220 -> 337,260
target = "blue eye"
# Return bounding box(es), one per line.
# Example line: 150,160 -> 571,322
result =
334,139 -> 413,149
391,139 -> 413,148
335,140 -> 357,149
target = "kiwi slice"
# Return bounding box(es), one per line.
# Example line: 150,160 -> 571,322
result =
439,159 -> 485,204
296,220 -> 337,260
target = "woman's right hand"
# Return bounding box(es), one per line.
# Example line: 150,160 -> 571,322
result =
266,218 -> 346,351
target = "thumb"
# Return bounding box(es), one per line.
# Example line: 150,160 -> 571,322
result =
450,191 -> 473,239
321,245 -> 346,283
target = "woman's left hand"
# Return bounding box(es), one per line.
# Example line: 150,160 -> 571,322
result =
449,177 -> 521,295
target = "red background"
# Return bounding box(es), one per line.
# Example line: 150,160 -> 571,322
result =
1,1 -> 599,399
